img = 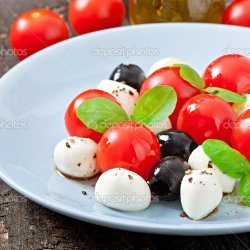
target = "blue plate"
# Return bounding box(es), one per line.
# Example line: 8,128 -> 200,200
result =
0,23 -> 250,235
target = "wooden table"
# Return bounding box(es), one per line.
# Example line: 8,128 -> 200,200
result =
0,0 -> 249,249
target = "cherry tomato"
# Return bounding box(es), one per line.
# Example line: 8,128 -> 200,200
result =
69,0 -> 126,35
10,9 -> 69,60
140,67 -> 200,128
65,89 -> 118,143
96,121 -> 161,180
232,109 -> 250,161
223,0 -> 250,27
177,94 -> 236,145
203,54 -> 250,94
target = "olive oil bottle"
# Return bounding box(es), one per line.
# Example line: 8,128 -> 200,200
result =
129,0 -> 225,24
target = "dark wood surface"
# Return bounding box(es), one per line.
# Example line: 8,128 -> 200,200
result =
0,0 -> 249,249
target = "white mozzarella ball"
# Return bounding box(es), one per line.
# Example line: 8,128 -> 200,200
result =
97,80 -> 139,115
188,145 -> 236,193
149,117 -> 172,134
208,166 -> 236,194
181,169 -> 223,220
148,58 -> 185,76
54,137 -> 99,178
233,94 -> 250,117
188,145 -> 210,170
95,168 -> 151,212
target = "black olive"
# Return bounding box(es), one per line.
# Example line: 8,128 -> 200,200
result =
157,130 -> 198,161
109,64 -> 145,92
149,156 -> 190,201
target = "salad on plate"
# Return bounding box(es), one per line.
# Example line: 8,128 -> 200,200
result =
53,54 -> 250,221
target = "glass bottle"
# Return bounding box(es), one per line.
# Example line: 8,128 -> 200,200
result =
129,0 -> 225,25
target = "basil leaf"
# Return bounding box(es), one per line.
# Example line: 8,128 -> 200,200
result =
130,86 -> 177,127
202,139 -> 250,179
239,174 -> 250,206
76,97 -> 129,133
173,64 -> 205,90
205,87 -> 246,103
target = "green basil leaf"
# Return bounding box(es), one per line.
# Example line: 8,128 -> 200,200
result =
130,86 -> 177,127
205,87 -> 246,103
76,97 -> 129,133
239,174 -> 250,206
202,139 -> 250,179
173,64 -> 205,90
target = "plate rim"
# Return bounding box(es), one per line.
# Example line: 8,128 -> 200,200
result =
1,22 -> 250,236
1,22 -> 250,82
2,169 -> 250,236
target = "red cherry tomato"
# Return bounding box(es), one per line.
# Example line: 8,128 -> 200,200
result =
10,9 -> 69,60
96,121 -> 161,180
65,89 -> 118,143
232,109 -> 250,161
69,0 -> 126,35
223,0 -> 250,27
177,94 -> 236,145
203,54 -> 250,94
140,67 -> 200,128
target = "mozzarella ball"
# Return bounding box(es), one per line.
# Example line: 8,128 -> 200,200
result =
148,58 -> 185,76
54,137 -> 99,178
208,166 -> 236,194
95,168 -> 151,212
149,117 -> 172,134
181,169 -> 223,220
188,145 -> 236,193
233,94 -> 250,117
188,145 -> 211,170
97,80 -> 139,115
